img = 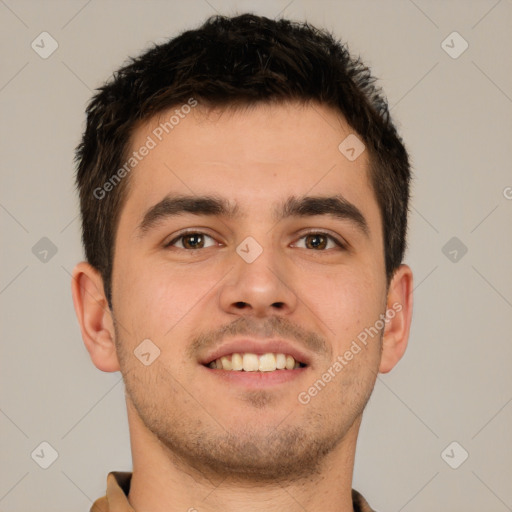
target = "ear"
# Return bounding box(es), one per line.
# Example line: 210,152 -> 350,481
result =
71,262 -> 120,372
379,264 -> 413,374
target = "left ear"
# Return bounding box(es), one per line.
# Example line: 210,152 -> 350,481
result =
379,264 -> 413,373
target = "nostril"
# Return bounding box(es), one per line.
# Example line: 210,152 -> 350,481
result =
233,301 -> 285,309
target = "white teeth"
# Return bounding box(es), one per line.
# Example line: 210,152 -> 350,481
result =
207,352 -> 305,372
220,356 -> 232,370
231,353 -> 243,370
276,353 -> 287,369
258,353 -> 277,372
242,353 -> 260,372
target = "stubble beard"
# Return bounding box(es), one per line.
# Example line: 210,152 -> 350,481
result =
114,318 -> 379,484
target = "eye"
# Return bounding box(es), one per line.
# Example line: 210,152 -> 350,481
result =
165,232 -> 217,250
293,232 -> 344,250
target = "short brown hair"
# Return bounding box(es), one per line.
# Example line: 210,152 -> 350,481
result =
75,13 -> 411,308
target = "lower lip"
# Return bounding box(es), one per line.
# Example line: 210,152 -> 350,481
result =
200,364 -> 308,388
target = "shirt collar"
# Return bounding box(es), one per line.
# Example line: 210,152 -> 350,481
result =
90,471 -> 376,512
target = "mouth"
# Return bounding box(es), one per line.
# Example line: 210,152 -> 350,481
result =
203,352 -> 308,372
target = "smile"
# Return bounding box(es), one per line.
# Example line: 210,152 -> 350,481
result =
205,352 -> 307,372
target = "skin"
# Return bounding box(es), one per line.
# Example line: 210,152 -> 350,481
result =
72,101 -> 413,512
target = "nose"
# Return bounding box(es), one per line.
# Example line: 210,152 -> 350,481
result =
218,244 -> 298,318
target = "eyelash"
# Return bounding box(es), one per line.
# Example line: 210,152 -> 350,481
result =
164,230 -> 346,251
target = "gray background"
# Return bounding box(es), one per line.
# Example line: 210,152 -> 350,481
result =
1,0 -> 511,510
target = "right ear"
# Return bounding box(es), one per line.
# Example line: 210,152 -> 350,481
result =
71,262 -> 120,372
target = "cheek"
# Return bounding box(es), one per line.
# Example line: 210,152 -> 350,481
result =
114,256 -> 225,339
297,265 -> 385,356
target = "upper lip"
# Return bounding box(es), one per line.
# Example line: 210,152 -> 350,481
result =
200,338 -> 312,366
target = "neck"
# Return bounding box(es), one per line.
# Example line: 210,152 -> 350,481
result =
126,400 -> 360,512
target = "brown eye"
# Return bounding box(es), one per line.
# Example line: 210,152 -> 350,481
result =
295,232 -> 342,250
305,234 -> 328,249
167,232 -> 216,249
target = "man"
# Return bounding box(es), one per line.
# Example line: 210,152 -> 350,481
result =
71,13 -> 413,512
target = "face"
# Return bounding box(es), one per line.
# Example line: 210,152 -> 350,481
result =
110,101 -> 389,482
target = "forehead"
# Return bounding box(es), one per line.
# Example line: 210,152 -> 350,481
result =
119,101 -> 379,233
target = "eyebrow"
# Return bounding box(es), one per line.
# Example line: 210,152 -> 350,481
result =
136,193 -> 369,237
